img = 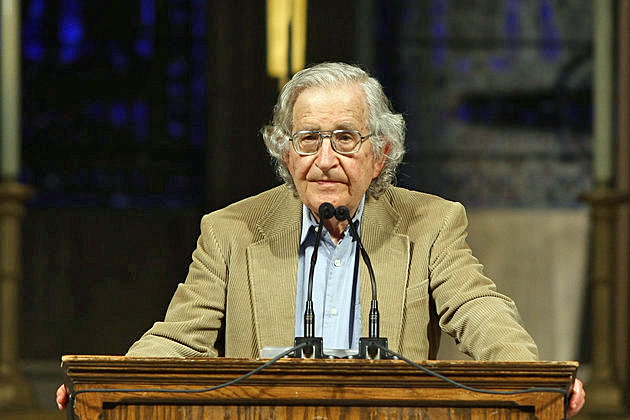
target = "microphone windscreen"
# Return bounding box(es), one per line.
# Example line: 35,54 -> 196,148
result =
335,206 -> 350,221
318,202 -> 335,220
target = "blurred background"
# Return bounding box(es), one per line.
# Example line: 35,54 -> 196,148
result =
1,0 -> 629,418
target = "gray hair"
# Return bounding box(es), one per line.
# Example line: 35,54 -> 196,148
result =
262,62 -> 406,197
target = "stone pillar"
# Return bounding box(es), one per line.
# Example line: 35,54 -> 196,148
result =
0,181 -> 34,410
615,0 -> 630,394
580,188 -> 630,418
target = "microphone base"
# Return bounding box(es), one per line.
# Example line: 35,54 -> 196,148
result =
292,337 -> 324,359
358,337 -> 391,360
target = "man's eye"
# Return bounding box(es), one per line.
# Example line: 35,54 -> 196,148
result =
335,132 -> 355,142
300,134 -> 319,142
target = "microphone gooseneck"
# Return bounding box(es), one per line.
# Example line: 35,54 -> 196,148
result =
334,206 -> 380,339
304,202 -> 335,338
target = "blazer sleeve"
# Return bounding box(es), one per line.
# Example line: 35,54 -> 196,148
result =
428,202 -> 539,361
126,215 -> 226,357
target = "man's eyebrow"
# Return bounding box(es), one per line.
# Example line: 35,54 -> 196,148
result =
334,122 -> 362,130
295,121 -> 362,131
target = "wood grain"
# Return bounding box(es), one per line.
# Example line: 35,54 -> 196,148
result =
62,356 -> 577,420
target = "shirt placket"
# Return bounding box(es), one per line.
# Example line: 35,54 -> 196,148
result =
322,235 -> 349,349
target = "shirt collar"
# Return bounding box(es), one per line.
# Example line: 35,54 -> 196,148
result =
300,196 -> 366,245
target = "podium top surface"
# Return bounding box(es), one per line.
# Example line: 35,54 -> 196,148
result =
62,355 -> 578,391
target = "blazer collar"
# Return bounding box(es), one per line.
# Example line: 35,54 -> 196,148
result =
247,187 -> 303,351
359,190 -> 410,352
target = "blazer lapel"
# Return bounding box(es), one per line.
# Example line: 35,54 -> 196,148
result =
247,190 -> 303,351
360,194 -> 410,352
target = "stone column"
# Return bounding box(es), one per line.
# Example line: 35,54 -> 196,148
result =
615,0 -> 630,394
0,181 -> 34,410
580,189 -> 629,418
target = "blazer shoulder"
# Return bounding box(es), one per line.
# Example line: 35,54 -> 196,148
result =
200,185 -> 300,240
383,186 -> 462,219
366,186 -> 469,239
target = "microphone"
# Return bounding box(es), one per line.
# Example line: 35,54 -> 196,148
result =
292,202 -> 334,358
334,206 -> 390,360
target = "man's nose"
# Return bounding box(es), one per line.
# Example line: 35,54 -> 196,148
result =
314,137 -> 337,169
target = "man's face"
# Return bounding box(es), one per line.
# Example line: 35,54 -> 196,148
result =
284,83 -> 388,218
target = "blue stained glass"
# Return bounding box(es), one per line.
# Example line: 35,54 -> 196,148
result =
191,42 -> 206,63
24,21 -> 42,37
191,76 -> 206,105
432,0 -> 447,14
167,121 -> 186,138
190,122 -> 204,147
23,0 -> 45,69
167,83 -> 185,99
505,0 -> 521,47
111,103 -> 128,127
431,23 -> 447,38
432,48 -> 446,68
24,0 -> 207,208
110,44 -> 128,71
28,0 -> 46,18
167,60 -> 187,78
59,16 -> 84,44
455,58 -> 471,73
540,0 -> 560,61
132,101 -> 149,118
140,0 -> 156,26
169,8 -> 188,25
135,38 -> 154,58
431,0 -> 448,69
456,104 -> 472,121
60,46 -> 79,63
192,17 -> 206,38
24,41 -> 45,61
488,55 -> 510,72
133,101 -> 150,142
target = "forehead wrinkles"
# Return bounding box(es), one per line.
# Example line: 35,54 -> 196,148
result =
292,84 -> 368,130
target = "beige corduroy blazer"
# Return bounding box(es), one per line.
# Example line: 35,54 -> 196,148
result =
127,185 -> 538,361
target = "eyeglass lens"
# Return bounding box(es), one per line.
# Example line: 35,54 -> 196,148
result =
294,130 -> 361,154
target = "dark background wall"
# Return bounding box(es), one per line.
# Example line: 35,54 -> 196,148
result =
19,0 -> 374,359
19,0 -> 595,362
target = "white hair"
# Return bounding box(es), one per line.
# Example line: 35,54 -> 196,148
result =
261,62 -> 406,197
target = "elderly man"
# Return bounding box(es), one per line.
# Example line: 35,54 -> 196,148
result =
57,62 -> 584,415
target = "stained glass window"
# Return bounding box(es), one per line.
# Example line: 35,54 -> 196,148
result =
22,0 -> 207,208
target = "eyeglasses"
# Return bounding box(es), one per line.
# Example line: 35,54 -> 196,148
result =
289,130 -> 372,156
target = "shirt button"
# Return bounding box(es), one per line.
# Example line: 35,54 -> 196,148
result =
334,259 -> 341,267
330,307 -> 338,315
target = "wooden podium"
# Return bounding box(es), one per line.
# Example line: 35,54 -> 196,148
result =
62,355 -> 577,420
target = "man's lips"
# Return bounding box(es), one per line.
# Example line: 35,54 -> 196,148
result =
311,179 -> 343,186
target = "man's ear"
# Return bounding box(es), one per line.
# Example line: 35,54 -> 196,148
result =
373,139 -> 392,176
283,150 -> 291,168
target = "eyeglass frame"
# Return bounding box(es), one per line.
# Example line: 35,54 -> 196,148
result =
288,129 -> 373,156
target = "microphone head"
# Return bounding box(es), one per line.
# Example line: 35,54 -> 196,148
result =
335,206 -> 351,221
318,202 -> 335,220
